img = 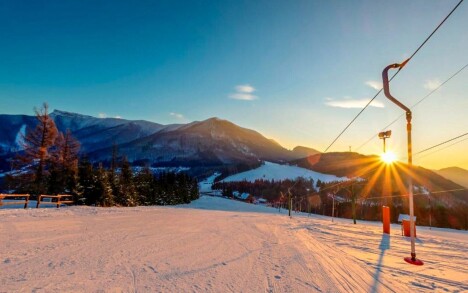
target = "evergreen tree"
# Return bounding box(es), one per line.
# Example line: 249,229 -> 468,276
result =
178,173 -> 190,204
190,177 -> 199,201
116,157 -> 138,206
78,157 -> 96,205
134,166 -> 155,205
94,164 -> 114,207
108,143 -> 121,200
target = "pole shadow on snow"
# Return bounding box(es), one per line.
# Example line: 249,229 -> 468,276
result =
370,234 -> 390,293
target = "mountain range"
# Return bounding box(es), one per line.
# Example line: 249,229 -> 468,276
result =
293,152 -> 468,205
0,110 -> 320,169
435,167 -> 468,189
1,110 -> 465,188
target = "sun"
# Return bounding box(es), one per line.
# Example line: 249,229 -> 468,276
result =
381,151 -> 397,164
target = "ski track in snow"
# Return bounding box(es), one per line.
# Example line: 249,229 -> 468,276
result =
1,196 -> 467,292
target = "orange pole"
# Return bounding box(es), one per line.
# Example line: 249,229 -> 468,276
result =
382,206 -> 390,234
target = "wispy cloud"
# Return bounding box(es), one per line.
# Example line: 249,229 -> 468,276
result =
235,84 -> 255,93
229,84 -> 258,101
115,115 -> 122,119
325,97 -> 384,108
170,112 -> 185,120
365,80 -> 382,91
98,113 -> 107,118
229,93 -> 258,100
424,79 -> 441,91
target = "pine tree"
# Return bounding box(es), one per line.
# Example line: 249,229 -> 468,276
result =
190,177 -> 199,201
79,157 -> 96,205
94,164 -> 114,207
108,143 -> 121,203
116,157 -> 138,206
177,173 -> 190,204
134,166 -> 155,205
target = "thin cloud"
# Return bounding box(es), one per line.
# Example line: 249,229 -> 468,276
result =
229,93 -> 258,100
115,115 -> 122,119
170,112 -> 185,119
98,113 -> 107,118
325,97 -> 384,108
236,84 -> 255,93
424,79 -> 441,91
365,80 -> 382,90
229,84 -> 258,101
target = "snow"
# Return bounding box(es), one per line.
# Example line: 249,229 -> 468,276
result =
1,196 -> 467,292
222,161 -> 347,183
14,124 -> 26,150
198,172 -> 221,194
132,166 -> 190,174
0,165 -> 31,178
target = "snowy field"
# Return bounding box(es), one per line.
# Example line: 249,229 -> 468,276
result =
1,196 -> 467,292
199,172 -> 221,194
222,161 -> 347,183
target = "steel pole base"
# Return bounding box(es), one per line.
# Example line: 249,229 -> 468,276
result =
404,256 -> 424,266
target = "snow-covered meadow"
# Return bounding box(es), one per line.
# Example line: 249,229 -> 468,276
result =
1,196 -> 467,292
222,162 -> 346,183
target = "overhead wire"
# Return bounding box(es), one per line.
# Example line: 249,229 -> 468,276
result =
323,0 -> 465,153
361,188 -> 468,202
416,136 -> 468,160
414,132 -> 468,155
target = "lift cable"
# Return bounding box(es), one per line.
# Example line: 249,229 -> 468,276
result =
361,188 -> 468,201
414,132 -> 468,156
416,137 -> 468,160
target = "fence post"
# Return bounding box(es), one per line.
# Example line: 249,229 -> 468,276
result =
36,195 -> 41,208
24,194 -> 30,209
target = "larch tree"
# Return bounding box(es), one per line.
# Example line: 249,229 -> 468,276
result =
48,129 -> 81,196
17,103 -> 58,193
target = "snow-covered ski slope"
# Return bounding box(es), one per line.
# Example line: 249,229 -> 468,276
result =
1,196 -> 466,292
222,161 -> 346,183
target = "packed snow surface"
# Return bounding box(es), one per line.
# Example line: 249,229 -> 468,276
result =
1,196 -> 467,292
222,161 -> 347,183
199,172 -> 221,194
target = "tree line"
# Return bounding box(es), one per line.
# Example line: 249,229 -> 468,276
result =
5,103 -> 199,206
212,177 -> 317,203
212,177 -> 467,230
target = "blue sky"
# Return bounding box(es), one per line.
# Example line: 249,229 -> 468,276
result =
0,0 -> 467,169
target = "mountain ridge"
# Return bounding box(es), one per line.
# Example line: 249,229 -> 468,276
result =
435,167 -> 468,189
0,110 -> 320,167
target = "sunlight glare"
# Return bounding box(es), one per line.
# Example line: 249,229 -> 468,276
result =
381,151 -> 397,164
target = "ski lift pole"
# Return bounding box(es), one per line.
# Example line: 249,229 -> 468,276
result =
429,192 -> 432,230
331,193 -> 335,222
382,61 -> 423,266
